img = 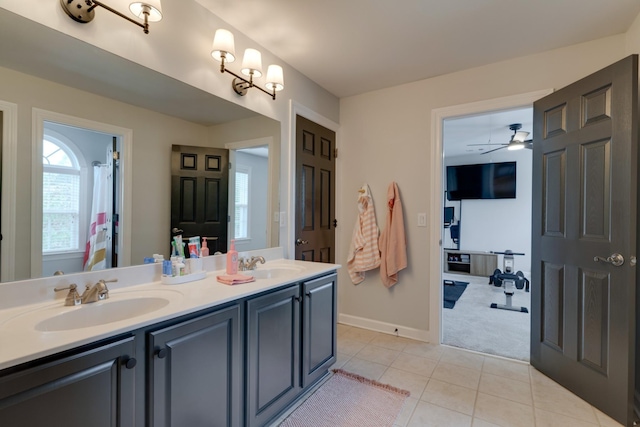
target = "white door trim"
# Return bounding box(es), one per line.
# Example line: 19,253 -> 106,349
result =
31,108 -> 133,278
0,100 -> 18,282
287,101 -> 340,260
427,89 -> 553,344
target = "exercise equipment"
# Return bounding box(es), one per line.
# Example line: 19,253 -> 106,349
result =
488,250 -> 529,313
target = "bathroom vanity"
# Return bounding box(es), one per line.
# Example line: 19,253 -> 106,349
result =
0,250 -> 339,427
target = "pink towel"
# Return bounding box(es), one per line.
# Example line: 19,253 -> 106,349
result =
379,182 -> 407,288
216,274 -> 256,285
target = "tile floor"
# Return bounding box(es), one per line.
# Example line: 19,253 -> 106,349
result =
334,324 -> 624,427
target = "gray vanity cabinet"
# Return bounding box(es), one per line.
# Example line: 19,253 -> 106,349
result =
147,304 -> 242,427
246,272 -> 337,427
246,284 -> 301,427
0,336 -> 136,427
302,273 -> 337,388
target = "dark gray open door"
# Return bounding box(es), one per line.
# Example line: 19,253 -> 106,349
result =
531,55 -> 638,426
295,115 -> 336,263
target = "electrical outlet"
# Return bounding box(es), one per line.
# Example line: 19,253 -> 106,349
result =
279,211 -> 286,227
417,213 -> 427,227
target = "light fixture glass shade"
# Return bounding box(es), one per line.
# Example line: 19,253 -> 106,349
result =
241,49 -> 263,78
507,141 -> 525,150
130,0 -> 163,22
211,29 -> 236,63
265,65 -> 284,91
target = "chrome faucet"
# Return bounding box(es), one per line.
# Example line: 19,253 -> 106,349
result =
81,279 -> 117,304
239,256 -> 266,271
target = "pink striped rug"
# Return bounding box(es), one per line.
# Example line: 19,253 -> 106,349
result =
280,369 -> 410,427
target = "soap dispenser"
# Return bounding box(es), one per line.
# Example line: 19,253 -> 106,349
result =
201,237 -> 210,257
226,239 -> 238,275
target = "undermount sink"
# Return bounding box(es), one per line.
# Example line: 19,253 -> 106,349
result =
243,266 -> 304,280
35,297 -> 171,332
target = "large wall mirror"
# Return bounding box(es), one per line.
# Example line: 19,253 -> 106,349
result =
0,9 -> 281,282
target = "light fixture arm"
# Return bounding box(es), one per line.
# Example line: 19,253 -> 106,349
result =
90,0 -> 150,33
219,59 -> 277,100
60,0 -> 158,34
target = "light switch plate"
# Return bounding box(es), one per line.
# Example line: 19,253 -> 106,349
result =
417,213 -> 427,227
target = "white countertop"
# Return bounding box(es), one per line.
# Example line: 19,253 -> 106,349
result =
0,255 -> 340,371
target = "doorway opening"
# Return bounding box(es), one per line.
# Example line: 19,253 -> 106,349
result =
441,107 -> 532,361
32,109 -> 132,278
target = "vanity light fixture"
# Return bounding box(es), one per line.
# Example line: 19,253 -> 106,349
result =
60,0 -> 163,34
211,29 -> 285,100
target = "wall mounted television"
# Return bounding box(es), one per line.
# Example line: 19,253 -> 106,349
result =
446,161 -> 517,200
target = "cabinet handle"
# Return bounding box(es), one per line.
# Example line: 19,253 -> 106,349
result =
305,292 -> 312,298
294,295 -> 303,303
124,357 -> 137,369
156,348 -> 168,359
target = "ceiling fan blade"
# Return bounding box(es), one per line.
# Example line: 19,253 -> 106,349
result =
467,143 -> 507,147
481,146 -> 507,155
513,131 -> 530,142
524,141 -> 533,149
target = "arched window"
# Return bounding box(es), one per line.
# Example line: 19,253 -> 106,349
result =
42,137 -> 82,253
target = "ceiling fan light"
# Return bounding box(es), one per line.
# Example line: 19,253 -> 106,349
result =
507,141 -> 525,151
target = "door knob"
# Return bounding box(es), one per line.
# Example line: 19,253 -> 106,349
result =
296,238 -> 309,246
172,227 -> 183,234
594,253 -> 625,267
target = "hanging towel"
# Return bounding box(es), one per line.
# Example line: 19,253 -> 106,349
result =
83,165 -> 110,271
379,182 -> 407,288
347,184 -> 381,284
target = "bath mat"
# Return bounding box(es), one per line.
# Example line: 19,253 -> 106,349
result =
279,369 -> 410,427
443,280 -> 469,309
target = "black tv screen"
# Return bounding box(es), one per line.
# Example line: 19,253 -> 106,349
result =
446,162 -> 516,200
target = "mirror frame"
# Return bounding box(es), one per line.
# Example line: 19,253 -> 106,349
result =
30,108 -> 133,278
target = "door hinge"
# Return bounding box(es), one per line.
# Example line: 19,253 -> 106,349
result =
333,219 -> 338,228
334,148 -> 338,159
229,162 -> 232,170
113,151 -> 120,160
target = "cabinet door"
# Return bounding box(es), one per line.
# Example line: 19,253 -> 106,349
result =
246,285 -> 301,427
302,273 -> 337,388
148,304 -> 242,427
0,337 -> 136,427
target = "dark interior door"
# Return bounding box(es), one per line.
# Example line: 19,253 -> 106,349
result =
171,145 -> 228,255
531,55 -> 638,426
295,115 -> 336,262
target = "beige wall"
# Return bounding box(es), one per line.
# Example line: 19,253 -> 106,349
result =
337,34 -> 629,336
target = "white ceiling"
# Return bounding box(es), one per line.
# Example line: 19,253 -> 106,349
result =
443,107 -> 533,158
196,0 -> 640,98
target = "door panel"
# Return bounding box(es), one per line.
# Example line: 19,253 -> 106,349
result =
295,116 -> 335,262
171,145 -> 228,254
531,55 -> 638,426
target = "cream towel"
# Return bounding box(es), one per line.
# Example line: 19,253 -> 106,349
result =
347,184 -> 381,284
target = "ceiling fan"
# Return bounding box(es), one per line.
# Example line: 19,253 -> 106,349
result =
468,123 -> 532,155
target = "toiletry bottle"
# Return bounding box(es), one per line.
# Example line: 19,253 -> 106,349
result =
201,237 -> 210,257
226,240 -> 238,275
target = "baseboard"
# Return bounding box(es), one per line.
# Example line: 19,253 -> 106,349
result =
338,313 -> 431,343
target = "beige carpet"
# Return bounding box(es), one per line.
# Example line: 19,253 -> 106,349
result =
280,369 -> 410,427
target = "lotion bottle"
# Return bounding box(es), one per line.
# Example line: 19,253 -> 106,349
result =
226,239 -> 238,275
200,237 -> 210,257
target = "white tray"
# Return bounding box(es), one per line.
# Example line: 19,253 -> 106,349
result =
161,270 -> 207,285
